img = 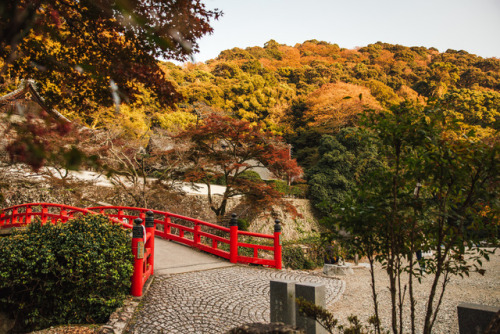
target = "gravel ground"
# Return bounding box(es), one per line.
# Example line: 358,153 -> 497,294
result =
329,248 -> 500,333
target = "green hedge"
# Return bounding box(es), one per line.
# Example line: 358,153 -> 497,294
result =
0,215 -> 133,331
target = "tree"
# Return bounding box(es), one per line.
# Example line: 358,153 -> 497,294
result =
307,127 -> 381,216
171,113 -> 303,222
331,102 -> 499,334
0,0 -> 220,172
301,82 -> 383,133
437,88 -> 500,130
1,0 -> 220,120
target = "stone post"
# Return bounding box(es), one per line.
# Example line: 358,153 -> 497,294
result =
270,280 -> 296,326
457,302 -> 500,334
295,283 -> 327,334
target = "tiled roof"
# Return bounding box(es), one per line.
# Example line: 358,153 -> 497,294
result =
0,80 -> 71,123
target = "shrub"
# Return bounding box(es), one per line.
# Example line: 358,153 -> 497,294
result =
266,180 -> 308,198
267,179 -> 288,194
237,218 -> 250,231
282,245 -> 316,270
240,170 -> 262,183
0,214 -> 134,331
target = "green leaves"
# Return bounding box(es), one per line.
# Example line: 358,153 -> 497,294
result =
0,215 -> 133,331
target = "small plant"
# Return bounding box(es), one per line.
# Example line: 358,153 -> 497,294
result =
296,297 -> 384,334
0,214 -> 134,331
237,218 -> 250,231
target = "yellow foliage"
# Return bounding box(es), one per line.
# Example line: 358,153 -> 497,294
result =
156,111 -> 197,132
365,79 -> 400,106
113,105 -> 150,139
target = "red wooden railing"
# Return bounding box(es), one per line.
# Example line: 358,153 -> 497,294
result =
0,203 -> 96,227
86,206 -> 282,269
0,203 -> 283,296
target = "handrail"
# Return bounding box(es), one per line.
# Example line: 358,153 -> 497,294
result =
85,206 -> 282,269
0,203 -> 99,227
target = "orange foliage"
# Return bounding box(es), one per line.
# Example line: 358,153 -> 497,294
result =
303,82 -> 383,132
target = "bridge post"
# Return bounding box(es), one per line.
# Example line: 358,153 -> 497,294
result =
230,213 -> 239,264
131,217 -> 145,297
12,207 -> 18,224
145,211 -> 155,274
41,205 -> 48,224
274,219 -> 282,270
25,206 -> 32,224
60,208 -> 67,223
164,214 -> 171,239
194,221 -> 201,246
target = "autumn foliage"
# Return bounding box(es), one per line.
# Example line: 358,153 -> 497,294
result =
173,113 -> 303,221
302,82 -> 383,132
0,0 -> 221,120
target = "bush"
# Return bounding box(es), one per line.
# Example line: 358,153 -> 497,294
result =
267,179 -> 288,194
266,180 -> 308,198
0,214 -> 134,331
282,236 -> 329,270
237,218 -> 250,231
282,245 -> 316,270
240,170 -> 262,183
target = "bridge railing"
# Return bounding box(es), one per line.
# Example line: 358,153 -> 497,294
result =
1,202 -> 282,297
0,203 -> 153,297
86,206 -> 282,269
0,203 -> 96,227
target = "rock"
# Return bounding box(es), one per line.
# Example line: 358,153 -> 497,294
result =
323,264 -> 354,276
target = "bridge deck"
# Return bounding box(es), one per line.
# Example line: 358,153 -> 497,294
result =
154,237 -> 235,275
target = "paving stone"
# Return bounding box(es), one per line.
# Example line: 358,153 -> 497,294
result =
126,266 -> 345,334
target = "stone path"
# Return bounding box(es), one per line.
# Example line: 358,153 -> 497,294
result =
126,266 -> 345,333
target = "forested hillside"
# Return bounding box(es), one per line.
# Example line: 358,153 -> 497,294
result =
2,39 -> 499,216
163,40 -> 499,168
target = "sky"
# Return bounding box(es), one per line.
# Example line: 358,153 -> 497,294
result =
186,0 -> 500,63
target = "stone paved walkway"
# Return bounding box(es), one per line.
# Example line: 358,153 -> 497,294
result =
127,266 -> 345,333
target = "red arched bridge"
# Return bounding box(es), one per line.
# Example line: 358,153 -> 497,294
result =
0,203 -> 282,297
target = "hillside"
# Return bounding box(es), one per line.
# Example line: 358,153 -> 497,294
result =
1,40 -> 499,222
163,41 -> 500,168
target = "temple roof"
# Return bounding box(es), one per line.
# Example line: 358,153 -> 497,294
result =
0,80 -> 71,124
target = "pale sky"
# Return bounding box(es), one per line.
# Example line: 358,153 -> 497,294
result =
187,0 -> 500,63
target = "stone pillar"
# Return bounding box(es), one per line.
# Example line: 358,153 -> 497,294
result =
295,283 -> 327,334
457,302 -> 500,334
270,280 -> 296,326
